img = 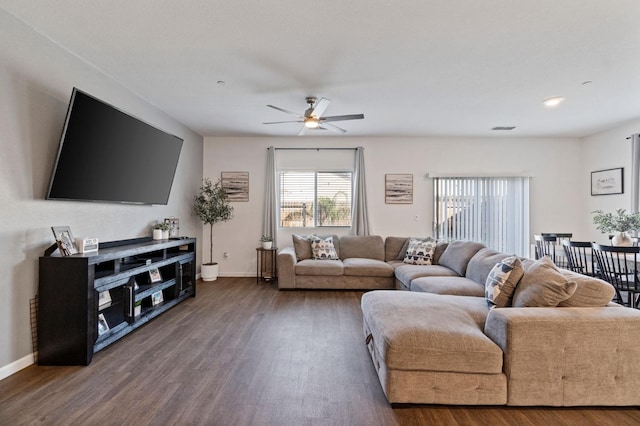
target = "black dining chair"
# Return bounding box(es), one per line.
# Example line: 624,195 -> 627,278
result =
562,240 -> 597,277
591,243 -> 640,308
534,234 -> 567,267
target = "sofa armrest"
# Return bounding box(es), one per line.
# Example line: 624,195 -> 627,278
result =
277,247 -> 297,289
484,306 -> 640,406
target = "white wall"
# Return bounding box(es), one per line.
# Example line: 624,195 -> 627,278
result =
582,119 -> 640,242
0,10 -> 203,377
204,135 -> 585,276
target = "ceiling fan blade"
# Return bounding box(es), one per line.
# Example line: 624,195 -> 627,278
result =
310,97 -> 331,118
267,104 -> 304,119
320,113 -> 365,123
298,125 -> 307,136
320,122 -> 347,134
263,120 -> 304,124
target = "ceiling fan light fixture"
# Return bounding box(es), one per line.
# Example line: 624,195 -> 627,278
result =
543,96 -> 565,107
304,118 -> 320,128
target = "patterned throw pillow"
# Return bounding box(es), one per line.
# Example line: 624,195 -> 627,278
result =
403,238 -> 437,265
311,236 -> 339,260
485,256 -> 524,308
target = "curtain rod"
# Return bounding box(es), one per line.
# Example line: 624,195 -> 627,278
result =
271,147 -> 357,151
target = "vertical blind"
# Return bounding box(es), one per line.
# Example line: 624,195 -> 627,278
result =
433,177 -> 530,256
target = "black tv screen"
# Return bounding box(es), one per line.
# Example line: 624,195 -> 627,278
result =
47,88 -> 183,205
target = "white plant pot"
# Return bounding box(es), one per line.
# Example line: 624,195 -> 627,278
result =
152,229 -> 163,240
162,230 -> 169,239
612,232 -> 633,247
262,241 -> 273,249
201,263 -> 219,281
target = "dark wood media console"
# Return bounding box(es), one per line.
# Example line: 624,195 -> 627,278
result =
38,237 -> 196,365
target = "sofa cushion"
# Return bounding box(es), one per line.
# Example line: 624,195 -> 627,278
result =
343,258 -> 394,277
557,269 -> 615,307
385,236 -> 409,261
411,276 -> 485,297
311,236 -> 339,260
292,234 -> 315,261
466,248 -> 511,285
438,241 -> 486,276
340,235 -> 385,260
512,257 -> 577,307
403,239 -> 437,265
361,291 -> 502,374
295,259 -> 343,276
394,264 -> 460,288
485,256 -> 524,308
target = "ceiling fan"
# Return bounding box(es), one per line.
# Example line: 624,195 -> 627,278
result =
263,97 -> 364,135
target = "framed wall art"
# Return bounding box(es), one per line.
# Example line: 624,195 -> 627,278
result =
591,167 -> 623,196
385,174 -> 413,204
221,172 -> 249,202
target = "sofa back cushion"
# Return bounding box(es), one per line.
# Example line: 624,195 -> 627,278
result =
384,236 -> 408,261
340,235 -> 384,260
438,241 -> 486,276
466,248 -> 511,284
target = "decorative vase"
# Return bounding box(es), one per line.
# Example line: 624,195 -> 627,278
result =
262,241 -> 273,249
152,229 -> 163,240
162,230 -> 169,239
201,263 -> 219,281
612,232 -> 633,247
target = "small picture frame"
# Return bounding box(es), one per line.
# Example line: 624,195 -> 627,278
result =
97,313 -> 110,336
148,268 -> 162,283
151,291 -> 164,306
591,167 -> 623,196
51,226 -> 78,256
385,174 -> 413,204
221,171 -> 250,202
98,290 -> 112,310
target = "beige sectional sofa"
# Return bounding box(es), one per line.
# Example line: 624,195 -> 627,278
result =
279,235 -> 640,406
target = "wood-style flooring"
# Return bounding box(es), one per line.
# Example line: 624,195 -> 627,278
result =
1,277 -> 639,425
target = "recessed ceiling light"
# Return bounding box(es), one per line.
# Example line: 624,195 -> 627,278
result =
492,126 -> 516,131
216,80 -> 226,86
543,96 -> 565,107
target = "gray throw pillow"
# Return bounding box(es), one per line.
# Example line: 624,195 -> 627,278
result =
557,270 -> 615,307
512,256 -> 577,307
292,234 -> 315,261
485,256 -> 524,308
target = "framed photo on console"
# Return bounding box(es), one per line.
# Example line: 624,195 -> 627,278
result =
97,313 -> 110,335
51,226 -> 78,256
148,268 -> 162,283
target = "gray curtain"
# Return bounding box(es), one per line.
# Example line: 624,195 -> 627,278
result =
262,147 -> 277,246
352,146 -> 370,235
631,134 -> 640,213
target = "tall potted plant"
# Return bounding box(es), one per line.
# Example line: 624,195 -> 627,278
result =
194,178 -> 233,281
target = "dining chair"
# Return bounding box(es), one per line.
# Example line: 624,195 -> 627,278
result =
591,243 -> 640,308
534,234 -> 566,267
562,240 -> 597,277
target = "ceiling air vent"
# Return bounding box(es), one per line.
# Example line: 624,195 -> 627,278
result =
492,126 -> 516,131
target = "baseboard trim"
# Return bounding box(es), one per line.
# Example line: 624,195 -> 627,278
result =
0,353 -> 34,382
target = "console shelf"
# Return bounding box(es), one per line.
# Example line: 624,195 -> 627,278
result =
38,237 -> 196,365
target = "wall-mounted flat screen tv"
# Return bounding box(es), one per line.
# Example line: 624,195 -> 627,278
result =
47,88 -> 183,205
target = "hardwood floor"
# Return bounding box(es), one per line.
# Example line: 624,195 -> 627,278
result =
1,277 -> 639,425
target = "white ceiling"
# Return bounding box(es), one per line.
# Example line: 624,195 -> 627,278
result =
2,0 -> 640,138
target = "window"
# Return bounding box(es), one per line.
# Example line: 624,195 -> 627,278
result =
433,177 -> 529,256
279,171 -> 352,227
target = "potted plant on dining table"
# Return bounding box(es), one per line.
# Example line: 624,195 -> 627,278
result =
592,209 -> 640,246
